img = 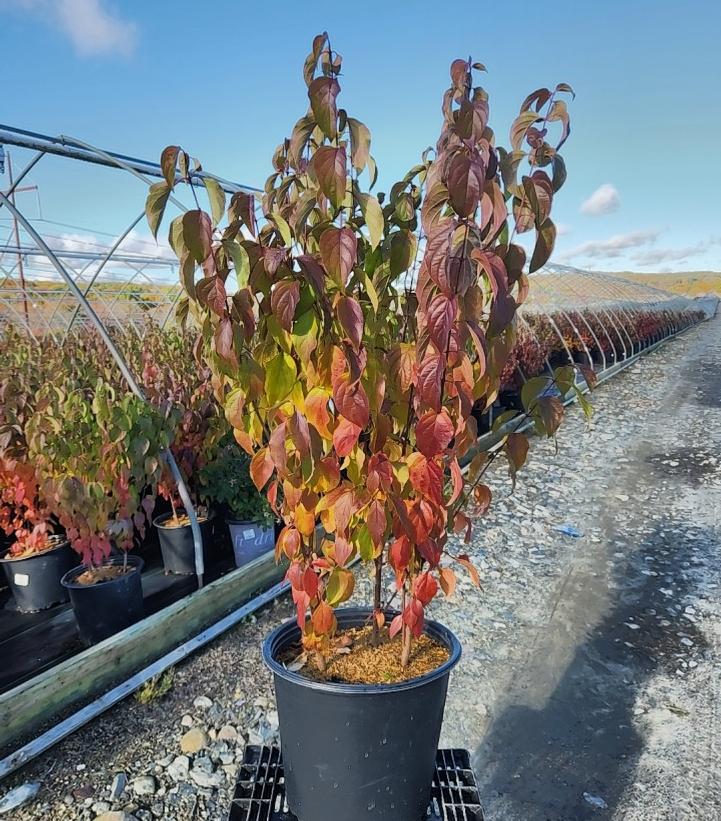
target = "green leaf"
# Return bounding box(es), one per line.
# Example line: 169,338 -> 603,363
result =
362,272 -> 379,314
168,215 -> 186,258
347,117 -> 371,172
224,387 -> 245,427
358,193 -> 384,250
265,353 -> 297,406
521,375 -> 552,411
203,177 -> 226,227
529,218 -> 556,273
145,181 -> 171,239
510,110 -> 540,151
389,230 -> 418,277
325,566 -> 355,605
271,210 -> 293,247
224,240 -> 250,288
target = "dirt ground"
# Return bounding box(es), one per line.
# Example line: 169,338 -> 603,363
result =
2,313 -> 720,820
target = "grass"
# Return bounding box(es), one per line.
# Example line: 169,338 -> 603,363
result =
616,271 -> 721,297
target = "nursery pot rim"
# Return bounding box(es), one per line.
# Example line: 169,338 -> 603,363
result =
262,605 -> 462,696
153,511 -> 213,529
225,515 -> 273,526
60,554 -> 144,590
0,537 -> 70,563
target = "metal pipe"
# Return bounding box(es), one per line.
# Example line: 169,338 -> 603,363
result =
0,191 -> 205,586
0,124 -> 259,195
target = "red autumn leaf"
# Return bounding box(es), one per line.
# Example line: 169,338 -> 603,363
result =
296,254 -> 327,297
367,499 -> 387,548
268,422 -> 288,475
228,191 -> 257,236
408,499 -> 435,543
458,553 -> 481,588
403,599 -> 425,638
473,483 -> 492,514
449,457 -> 464,505
333,535 -> 353,566
277,525 -> 301,560
312,146 -> 347,209
249,447 -> 274,491
337,295 -> 364,352
389,613 -> 404,639
389,536 -> 412,576
214,316 -> 235,365
439,567 -> 457,597
287,411 -> 312,461
271,280 -> 300,332
506,432 -> 529,470
414,571 -> 438,606
182,209 -> 213,263
197,275 -> 227,317
332,417 -> 362,457
446,153 -> 484,217
426,293 -> 455,353
308,76 -> 340,139
303,567 -> 319,600
417,539 -> 442,567
319,225 -> 357,286
286,561 -> 304,590
453,511 -> 473,542
333,376 -> 369,428
312,600 -> 336,635
292,587 -> 310,629
407,452 -> 443,505
417,352 -> 444,412
367,452 -> 393,494
415,408 -> 454,457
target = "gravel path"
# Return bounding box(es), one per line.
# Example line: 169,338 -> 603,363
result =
2,316 -> 720,821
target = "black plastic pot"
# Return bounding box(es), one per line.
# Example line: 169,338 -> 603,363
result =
226,519 -> 275,568
61,555 -> 144,645
263,607 -> 461,821
153,513 -> 213,575
0,540 -> 75,613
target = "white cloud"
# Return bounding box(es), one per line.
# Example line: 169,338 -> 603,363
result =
632,237 -> 721,266
580,184 -> 620,216
556,223 -> 571,237
3,0 -> 137,57
559,229 -> 660,261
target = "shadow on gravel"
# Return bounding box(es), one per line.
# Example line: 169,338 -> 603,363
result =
474,519 -> 714,821
692,357 -> 721,408
645,447 -> 720,488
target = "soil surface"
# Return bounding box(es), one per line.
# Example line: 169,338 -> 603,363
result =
2,315 -> 720,821
75,565 -> 134,586
279,626 -> 450,685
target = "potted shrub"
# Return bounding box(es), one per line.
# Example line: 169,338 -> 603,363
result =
141,329 -> 225,575
200,438 -> 275,567
149,35 -> 581,821
0,458 -> 75,612
28,380 -> 168,644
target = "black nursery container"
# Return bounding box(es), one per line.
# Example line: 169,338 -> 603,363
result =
262,607 -> 462,821
61,555 -> 144,645
0,540 -> 75,613
153,513 -> 213,575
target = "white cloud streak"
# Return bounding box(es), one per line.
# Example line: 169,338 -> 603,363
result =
3,0 -> 137,57
558,229 -> 661,261
580,184 -> 620,216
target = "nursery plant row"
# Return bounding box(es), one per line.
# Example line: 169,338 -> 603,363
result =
0,303 -> 704,646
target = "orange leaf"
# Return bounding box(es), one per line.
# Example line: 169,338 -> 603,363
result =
439,567 -> 457,597
249,448 -> 274,491
311,600 -> 336,635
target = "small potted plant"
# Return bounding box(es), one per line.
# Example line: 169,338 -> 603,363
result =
0,458 -> 75,612
147,343 -> 223,575
27,380 -> 168,644
200,439 -> 275,567
150,35 -> 579,821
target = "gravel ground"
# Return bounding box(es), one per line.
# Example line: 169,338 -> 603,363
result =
2,315 -> 720,820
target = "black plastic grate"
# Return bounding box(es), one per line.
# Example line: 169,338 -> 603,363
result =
228,745 -> 484,820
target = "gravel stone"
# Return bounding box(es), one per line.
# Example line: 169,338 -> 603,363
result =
180,727 -> 208,754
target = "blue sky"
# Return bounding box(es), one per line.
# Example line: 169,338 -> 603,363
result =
1,0 -> 720,273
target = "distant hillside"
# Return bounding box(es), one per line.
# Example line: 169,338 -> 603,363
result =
616,271 -> 721,297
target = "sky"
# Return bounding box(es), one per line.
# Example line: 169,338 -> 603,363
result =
1,0 -> 720,274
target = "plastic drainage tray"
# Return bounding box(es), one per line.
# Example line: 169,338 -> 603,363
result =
228,745 -> 484,820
